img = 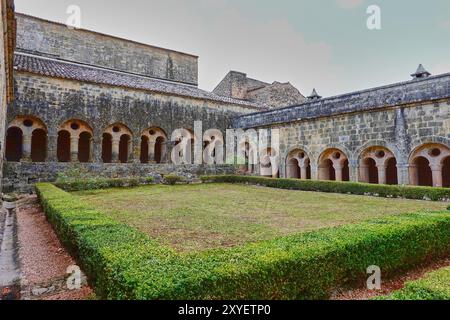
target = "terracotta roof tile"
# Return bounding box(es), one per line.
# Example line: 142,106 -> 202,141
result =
14,53 -> 262,109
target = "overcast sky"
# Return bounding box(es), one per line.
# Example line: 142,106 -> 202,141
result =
15,0 -> 450,97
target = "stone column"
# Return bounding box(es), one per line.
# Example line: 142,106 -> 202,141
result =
70,136 -> 79,162
317,165 -> 328,181
111,137 -> 120,163
127,138 -> 133,163
397,163 -> 410,185
47,133 -> 58,162
377,164 -> 387,185
359,164 -> 369,183
334,164 -> 343,182
349,160 -> 358,182
93,137 -> 102,163
160,141 -> 168,164
431,165 -> 443,187
148,139 -> 156,163
21,133 -> 32,162
88,138 -> 94,162
408,164 -> 418,186
300,165 -> 308,180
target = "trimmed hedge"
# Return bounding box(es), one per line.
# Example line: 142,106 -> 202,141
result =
376,267 -> 450,300
36,183 -> 450,299
53,177 -> 154,192
200,175 -> 450,202
163,174 -> 185,185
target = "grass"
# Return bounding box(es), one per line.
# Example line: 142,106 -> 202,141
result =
72,183 -> 448,252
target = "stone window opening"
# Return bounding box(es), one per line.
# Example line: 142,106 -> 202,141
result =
6,116 -> 48,163
102,133 -> 113,163
238,141 -> 257,174
31,129 -> 47,162
409,143 -> 450,187
58,120 -> 94,163
318,148 -> 349,181
359,147 -> 397,185
260,148 -> 279,178
141,127 -> 167,164
5,127 -> 23,162
203,129 -> 224,165
171,129 -> 195,165
57,130 -> 71,162
119,134 -> 131,163
286,149 -> 311,180
103,123 -> 133,164
443,156 -> 450,188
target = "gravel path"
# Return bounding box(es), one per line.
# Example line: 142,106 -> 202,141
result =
16,195 -> 93,300
0,209 -> 4,251
332,257 -> 450,300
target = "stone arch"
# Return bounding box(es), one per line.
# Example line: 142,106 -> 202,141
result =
237,130 -> 258,174
260,147 -> 279,178
5,127 -> 22,162
409,143 -> 450,187
58,119 -> 94,163
318,148 -> 350,181
171,128 -> 196,165
286,148 -> 311,179
6,116 -> 47,162
354,140 -> 402,165
141,127 -> 168,164
442,156 -> 450,188
103,123 -> 133,163
359,146 -> 397,185
203,129 -> 224,165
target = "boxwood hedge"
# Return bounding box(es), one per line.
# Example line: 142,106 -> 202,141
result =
53,177 -> 154,192
376,267 -> 450,300
36,183 -> 450,300
200,175 -> 450,202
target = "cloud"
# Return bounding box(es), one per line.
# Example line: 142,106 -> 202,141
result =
336,0 -> 364,9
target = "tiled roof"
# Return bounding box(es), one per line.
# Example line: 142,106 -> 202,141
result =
234,71 -> 450,128
14,52 -> 261,109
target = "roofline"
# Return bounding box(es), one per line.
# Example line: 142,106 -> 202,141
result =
14,53 -> 262,110
238,72 -> 450,118
15,12 -> 199,59
15,49 -> 199,87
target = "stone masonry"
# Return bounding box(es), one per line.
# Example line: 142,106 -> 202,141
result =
0,0 -> 15,193
15,13 -> 198,86
1,9 -> 450,192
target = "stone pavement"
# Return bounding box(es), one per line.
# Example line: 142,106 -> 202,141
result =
0,203 -> 21,300
1,195 -> 93,300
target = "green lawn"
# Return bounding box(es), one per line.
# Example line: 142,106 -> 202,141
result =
72,183 -> 447,252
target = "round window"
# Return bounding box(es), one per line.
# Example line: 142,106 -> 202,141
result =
429,148 -> 441,157
23,119 -> 33,127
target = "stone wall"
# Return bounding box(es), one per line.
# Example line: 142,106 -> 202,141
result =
269,99 -> 450,184
0,3 -> 6,193
0,0 -> 15,193
213,71 -> 305,109
15,13 -> 199,85
2,162 -> 237,193
10,71 -> 249,158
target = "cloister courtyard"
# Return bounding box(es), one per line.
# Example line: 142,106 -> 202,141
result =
73,183 -> 448,252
